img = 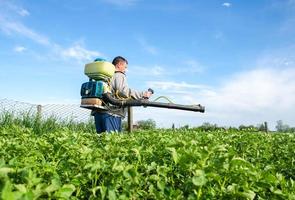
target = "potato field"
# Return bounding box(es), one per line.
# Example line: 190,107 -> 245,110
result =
0,114 -> 295,199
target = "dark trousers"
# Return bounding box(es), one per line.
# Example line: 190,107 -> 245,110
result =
94,113 -> 122,133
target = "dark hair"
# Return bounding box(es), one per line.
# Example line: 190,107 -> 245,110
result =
112,56 -> 128,66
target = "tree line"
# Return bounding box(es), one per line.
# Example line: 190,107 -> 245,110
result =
124,119 -> 295,133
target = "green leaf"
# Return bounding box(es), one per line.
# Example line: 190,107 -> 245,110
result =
157,180 -> 166,191
45,178 -> 61,194
192,170 -> 207,186
1,181 -> 13,200
273,189 -> 283,195
226,184 -> 238,193
240,190 -> 256,200
23,190 -> 34,200
147,162 -> 157,171
112,160 -> 124,172
55,184 -> 75,199
108,189 -> 117,200
167,147 -> 179,164
149,174 -> 159,181
15,184 -> 27,193
132,148 -> 142,161
1,181 -> 23,200
0,167 -> 15,176
99,186 -> 107,199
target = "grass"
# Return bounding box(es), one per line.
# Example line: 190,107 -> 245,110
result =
0,111 -> 96,135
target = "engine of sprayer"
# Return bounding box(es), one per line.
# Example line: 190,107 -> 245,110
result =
80,58 -> 114,110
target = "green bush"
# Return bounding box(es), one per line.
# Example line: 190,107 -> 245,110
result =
137,119 -> 156,130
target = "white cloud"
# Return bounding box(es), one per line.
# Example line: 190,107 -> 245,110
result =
102,0 -> 139,6
150,66 -> 164,75
0,2 -> 46,45
14,46 -> 26,52
177,60 -> 204,74
0,18 -> 103,64
129,65 -> 165,76
147,81 -> 210,91
0,1 -> 103,64
60,44 -> 103,63
222,2 -> 232,7
140,54 -> 295,129
0,1 -> 30,17
17,8 -> 30,17
0,15 -> 103,63
0,18 -> 50,46
130,60 -> 204,78
136,37 -> 158,55
255,48 -> 295,68
207,68 -> 295,111
204,67 -> 295,128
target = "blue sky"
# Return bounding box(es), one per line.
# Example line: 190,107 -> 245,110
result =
1,0 -> 295,129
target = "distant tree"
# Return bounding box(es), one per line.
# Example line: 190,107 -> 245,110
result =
257,122 -> 268,132
228,126 -> 239,131
257,123 -> 265,131
276,120 -> 290,132
137,119 -> 156,130
276,120 -> 283,132
239,125 -> 247,130
199,122 -> 218,131
180,124 -> 189,129
289,127 -> 295,133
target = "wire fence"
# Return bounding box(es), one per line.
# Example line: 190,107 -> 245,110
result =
0,98 -> 92,123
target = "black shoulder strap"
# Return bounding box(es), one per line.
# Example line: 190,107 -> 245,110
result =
115,71 -> 126,75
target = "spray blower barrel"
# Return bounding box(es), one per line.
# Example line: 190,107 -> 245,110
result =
102,93 -> 205,113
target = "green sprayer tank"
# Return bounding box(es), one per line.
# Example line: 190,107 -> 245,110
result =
84,59 -> 115,80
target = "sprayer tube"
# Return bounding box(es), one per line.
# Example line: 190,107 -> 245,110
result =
103,93 -> 205,113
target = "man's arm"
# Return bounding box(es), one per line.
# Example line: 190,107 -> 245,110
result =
112,73 -> 144,99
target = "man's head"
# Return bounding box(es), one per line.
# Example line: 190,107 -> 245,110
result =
112,56 -> 128,73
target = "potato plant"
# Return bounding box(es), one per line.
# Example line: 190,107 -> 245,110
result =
0,116 -> 295,199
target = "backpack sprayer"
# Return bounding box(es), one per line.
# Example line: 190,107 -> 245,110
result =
80,58 -> 205,113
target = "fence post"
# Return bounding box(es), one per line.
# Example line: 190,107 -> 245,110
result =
128,107 -> 133,133
264,121 -> 268,133
37,105 -> 42,119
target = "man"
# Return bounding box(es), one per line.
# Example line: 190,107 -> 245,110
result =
93,56 -> 152,133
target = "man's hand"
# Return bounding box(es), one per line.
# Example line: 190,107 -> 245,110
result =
143,91 -> 153,99
143,88 -> 154,99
